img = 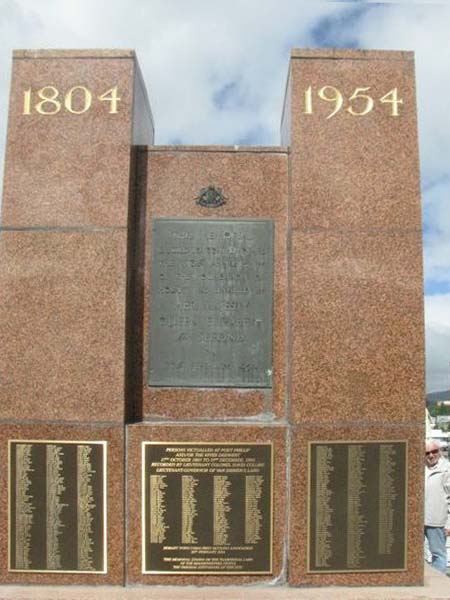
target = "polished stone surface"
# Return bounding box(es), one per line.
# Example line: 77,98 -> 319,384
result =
0,47 -> 427,593
126,423 -> 287,585
2,50 -> 153,228
283,49 -> 425,586
289,423 -> 424,586
0,230 -> 127,422
0,565 -> 447,599
142,148 -> 288,421
0,423 -> 124,585
289,229 -> 424,424
286,50 -> 421,231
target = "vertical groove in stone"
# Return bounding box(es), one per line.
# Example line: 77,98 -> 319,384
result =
125,146 -> 148,423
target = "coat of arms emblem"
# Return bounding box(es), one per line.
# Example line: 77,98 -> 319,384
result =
195,185 -> 227,208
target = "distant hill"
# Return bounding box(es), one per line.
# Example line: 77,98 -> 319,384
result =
426,390 -> 450,405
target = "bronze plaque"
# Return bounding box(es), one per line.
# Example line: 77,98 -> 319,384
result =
148,219 -> 273,388
143,442 -> 273,574
308,441 -> 407,573
8,440 -> 107,573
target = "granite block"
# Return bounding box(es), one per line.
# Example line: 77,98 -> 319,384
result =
283,50 -> 421,231
0,423 -> 124,585
289,230 -> 425,423
126,423 -> 287,585
141,149 -> 289,421
289,423 -> 424,586
290,48 -> 415,60
1,50 -> 153,228
0,230 -> 127,422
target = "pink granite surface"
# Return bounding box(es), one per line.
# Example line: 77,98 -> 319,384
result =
141,149 -> 289,421
289,424 -> 424,586
2,54 -> 130,227
290,48 -> 414,60
283,49 -> 424,424
1,564 -> 450,600
1,50 -> 153,228
283,49 -> 425,588
0,423 -> 124,585
126,423 -> 287,585
0,50 -> 155,423
0,230 -> 127,422
289,229 -> 424,423
285,50 -> 421,231
0,47 -> 428,594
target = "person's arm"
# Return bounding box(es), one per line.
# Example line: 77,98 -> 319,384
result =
443,469 -> 450,535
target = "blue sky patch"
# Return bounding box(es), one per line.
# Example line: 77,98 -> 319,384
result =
309,5 -> 370,48
425,280 -> 450,296
213,81 -> 241,110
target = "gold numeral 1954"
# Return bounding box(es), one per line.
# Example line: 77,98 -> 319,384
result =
304,86 -> 404,118
22,85 -> 121,115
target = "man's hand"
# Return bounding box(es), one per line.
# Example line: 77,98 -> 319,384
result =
445,528 -> 450,536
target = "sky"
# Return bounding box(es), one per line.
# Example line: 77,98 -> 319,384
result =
0,0 -> 449,392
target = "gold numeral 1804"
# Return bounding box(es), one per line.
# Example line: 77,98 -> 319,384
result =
22,85 -> 121,115
304,86 -> 403,118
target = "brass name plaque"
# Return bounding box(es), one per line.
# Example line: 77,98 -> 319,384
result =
308,441 -> 407,573
9,440 -> 107,573
148,219 -> 274,388
143,442 -> 273,574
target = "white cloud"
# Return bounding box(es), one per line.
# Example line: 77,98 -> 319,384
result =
425,294 -> 450,392
346,4 -> 450,391
0,1 -> 352,174
341,3 -> 450,183
423,179 -> 450,287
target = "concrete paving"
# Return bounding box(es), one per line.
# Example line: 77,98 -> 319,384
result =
0,565 -> 449,600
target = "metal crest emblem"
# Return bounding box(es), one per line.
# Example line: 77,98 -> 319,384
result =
195,185 -> 226,208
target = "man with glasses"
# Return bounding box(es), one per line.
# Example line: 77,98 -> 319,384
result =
425,440 -> 450,573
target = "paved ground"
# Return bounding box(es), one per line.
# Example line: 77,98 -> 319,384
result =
0,565 -> 448,600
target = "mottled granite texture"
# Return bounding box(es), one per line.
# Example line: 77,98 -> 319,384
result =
287,51 -> 421,231
282,49 -> 425,586
0,423 -> 124,585
0,230 -> 127,422
2,50 -> 153,228
290,229 -> 424,424
289,423 -> 424,586
282,50 -> 425,423
141,148 -> 289,421
126,423 -> 287,585
0,47 -> 427,591
0,50 -> 154,423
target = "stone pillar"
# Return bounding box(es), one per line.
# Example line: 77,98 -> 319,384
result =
0,49 -> 153,585
283,49 -> 425,585
0,50 -> 153,424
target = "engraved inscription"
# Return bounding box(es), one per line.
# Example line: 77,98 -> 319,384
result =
143,443 -> 272,573
182,476 -> 198,545
245,475 -> 263,544
346,444 -> 368,569
378,444 -> 398,556
148,219 -> 273,388
77,445 -> 96,571
213,475 -> 231,546
46,444 -> 66,570
14,444 -> 33,570
9,441 -> 106,573
309,441 -> 407,573
303,86 -> 404,118
314,445 -> 333,568
150,475 -> 168,544
22,86 -> 121,115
